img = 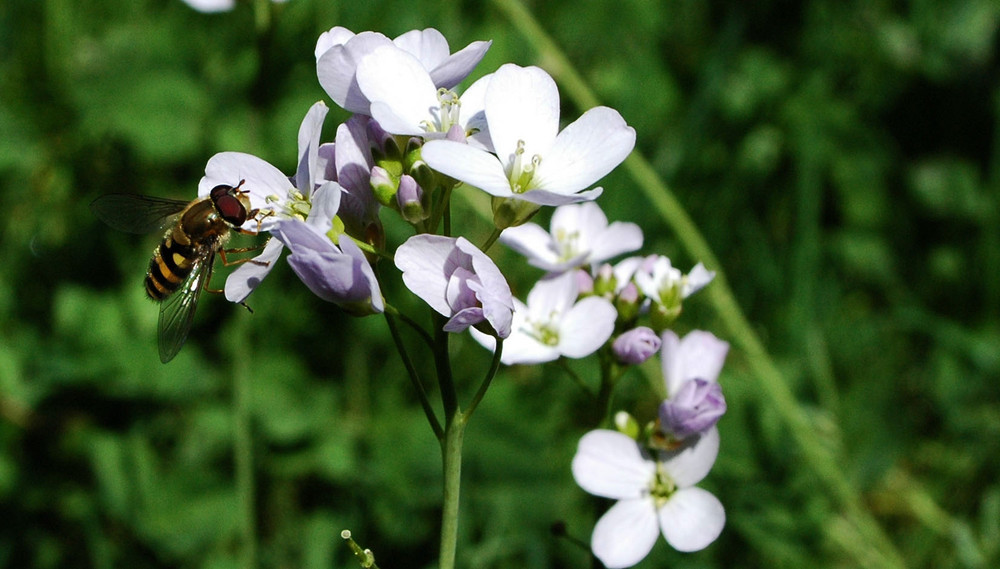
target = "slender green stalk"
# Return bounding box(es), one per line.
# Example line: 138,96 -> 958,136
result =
480,227 -> 503,253
384,311 -> 443,440
231,316 -> 257,569
489,1 -> 905,566
438,413 -> 466,569
465,339 -> 503,420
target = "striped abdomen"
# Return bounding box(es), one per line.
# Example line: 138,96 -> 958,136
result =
145,233 -> 200,300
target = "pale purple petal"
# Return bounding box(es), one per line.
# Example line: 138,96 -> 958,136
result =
305,182 -> 342,234
515,187 -> 604,207
457,238 -> 513,338
316,31 -> 393,114
558,296 -> 617,358
428,40 -> 492,89
315,26 -> 356,60
485,64 -> 560,162
658,487 -> 725,552
659,379 -> 726,439
658,426 -> 720,488
223,238 -> 285,303
421,140 -> 515,198
661,330 -> 730,397
532,107 -> 635,195
392,28 -> 450,70
612,326 -> 661,365
294,101 -> 329,193
358,46 -> 438,136
457,73 -> 492,150
395,234 -> 455,316
591,499 -> 660,569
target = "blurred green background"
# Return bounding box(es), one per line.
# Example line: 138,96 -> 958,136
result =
2,0 -> 999,567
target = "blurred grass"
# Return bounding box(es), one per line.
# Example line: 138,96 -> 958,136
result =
2,0 -> 1000,568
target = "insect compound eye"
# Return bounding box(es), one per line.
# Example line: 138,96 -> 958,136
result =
211,183 -> 249,225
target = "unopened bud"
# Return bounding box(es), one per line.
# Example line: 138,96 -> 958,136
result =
370,166 -> 398,206
658,378 -> 726,439
397,175 -> 427,223
611,326 -> 661,365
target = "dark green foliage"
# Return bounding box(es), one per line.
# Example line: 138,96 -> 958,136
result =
1,0 -> 998,567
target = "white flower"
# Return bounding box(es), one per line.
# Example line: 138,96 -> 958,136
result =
421,64 -> 636,208
572,429 -> 725,568
180,0 -> 289,13
633,256 -> 715,305
471,272 -> 616,365
499,202 -> 642,273
316,27 -> 490,116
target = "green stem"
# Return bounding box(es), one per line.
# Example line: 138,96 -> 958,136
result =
439,412 -> 466,569
384,312 -> 443,440
465,338 -> 503,420
489,1 -> 906,566
480,226 -> 503,253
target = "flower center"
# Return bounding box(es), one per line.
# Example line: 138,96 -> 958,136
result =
554,228 -> 582,262
508,140 -> 542,194
420,88 -> 462,133
266,188 -> 312,221
523,312 -> 561,346
648,463 -> 677,508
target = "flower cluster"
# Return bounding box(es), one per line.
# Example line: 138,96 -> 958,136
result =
190,24 -> 727,568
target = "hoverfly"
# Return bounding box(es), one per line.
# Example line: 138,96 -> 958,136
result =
90,181 -> 268,362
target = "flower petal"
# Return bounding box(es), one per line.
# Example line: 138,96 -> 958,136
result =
558,296 -> 617,358
429,39 -> 492,89
316,31 -> 393,114
223,238 -> 285,303
591,498 -> 660,569
395,234 -> 456,316
421,140 -> 514,198
572,430 -> 654,499
659,426 -> 720,487
498,223 -> 560,269
485,64 -> 560,161
662,330 -> 729,396
358,46 -> 439,136
658,487 -> 725,552
294,101 -> 329,193
589,221 -> 644,265
392,28 -> 450,70
532,106 -> 635,195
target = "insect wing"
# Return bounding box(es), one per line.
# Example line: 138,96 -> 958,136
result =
90,194 -> 191,234
157,253 -> 212,363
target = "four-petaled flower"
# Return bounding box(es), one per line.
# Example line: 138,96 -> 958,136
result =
658,330 -> 729,439
421,64 -> 636,212
572,429 -> 726,568
500,201 -> 643,273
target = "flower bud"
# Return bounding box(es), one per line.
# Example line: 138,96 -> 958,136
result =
658,378 -> 726,439
612,326 -> 661,365
614,411 -> 640,440
593,263 -> 617,298
370,165 -> 398,206
615,281 -> 641,322
491,196 -> 541,230
397,175 -> 427,223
